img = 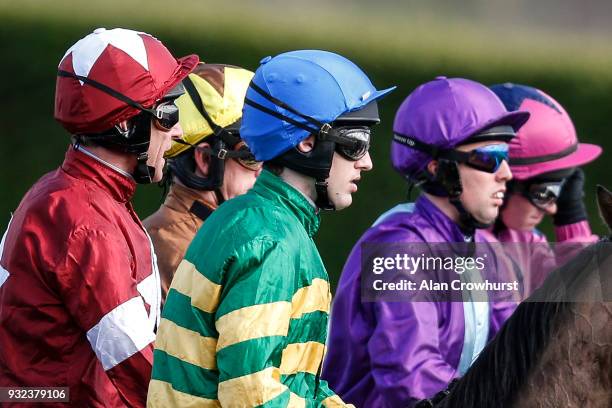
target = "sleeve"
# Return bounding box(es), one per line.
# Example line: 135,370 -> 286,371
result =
57,227 -> 154,408
554,220 -> 599,244
0,216 -> 12,288
367,300 -> 457,407
215,239 -> 350,407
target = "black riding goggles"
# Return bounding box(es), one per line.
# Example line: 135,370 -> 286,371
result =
151,101 -> 180,131
230,141 -> 262,171
332,126 -> 371,161
512,179 -> 565,210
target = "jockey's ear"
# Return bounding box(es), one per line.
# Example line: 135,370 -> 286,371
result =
596,185 -> 612,232
194,141 -> 212,177
426,160 -> 438,176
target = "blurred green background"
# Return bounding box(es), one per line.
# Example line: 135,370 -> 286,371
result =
1,0 -> 611,290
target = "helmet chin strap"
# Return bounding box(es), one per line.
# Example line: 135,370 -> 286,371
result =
77,111 -> 158,185
449,196 -> 492,236
167,136 -> 233,206
434,159 -> 492,235
271,137 -> 337,211
214,189 -> 226,205
169,138 -> 226,190
315,179 -> 334,211
133,152 -> 156,184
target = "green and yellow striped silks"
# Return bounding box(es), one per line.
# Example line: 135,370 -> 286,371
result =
148,170 -> 350,407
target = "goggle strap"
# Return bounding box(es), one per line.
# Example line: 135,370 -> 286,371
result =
195,146 -> 254,160
182,76 -> 227,137
244,97 -> 321,136
440,150 -> 470,162
393,132 -> 444,158
57,70 -> 155,116
220,131 -> 242,148
394,132 -> 508,162
249,82 -> 326,131
173,130 -> 254,163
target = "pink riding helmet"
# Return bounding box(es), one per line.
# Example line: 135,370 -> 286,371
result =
490,83 -> 601,180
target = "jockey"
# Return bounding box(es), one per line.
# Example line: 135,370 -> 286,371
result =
487,83 -> 602,296
0,28 -> 197,406
322,77 -> 529,407
147,50 -> 394,406
143,63 -> 261,303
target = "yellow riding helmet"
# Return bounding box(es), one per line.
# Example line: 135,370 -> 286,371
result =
165,63 -> 254,158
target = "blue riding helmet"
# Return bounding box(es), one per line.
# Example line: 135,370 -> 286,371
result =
241,50 -> 396,162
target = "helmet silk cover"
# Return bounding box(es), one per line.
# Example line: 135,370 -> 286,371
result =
241,50 -> 395,162
55,27 -> 198,134
490,83 -> 602,180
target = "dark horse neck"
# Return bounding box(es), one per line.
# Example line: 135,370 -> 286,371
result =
435,239 -> 612,408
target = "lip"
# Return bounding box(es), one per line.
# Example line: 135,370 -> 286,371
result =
350,177 -> 361,192
491,189 -> 506,206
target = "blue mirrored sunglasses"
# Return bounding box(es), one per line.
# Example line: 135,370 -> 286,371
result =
456,143 -> 510,173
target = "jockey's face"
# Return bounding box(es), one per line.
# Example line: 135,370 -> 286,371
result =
502,191 -> 557,231
327,151 -> 373,211
456,140 -> 513,225
148,120 -> 183,183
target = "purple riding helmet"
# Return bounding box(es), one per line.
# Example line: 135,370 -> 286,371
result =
391,76 -> 530,230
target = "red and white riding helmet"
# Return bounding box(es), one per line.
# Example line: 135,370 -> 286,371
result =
54,27 -> 199,134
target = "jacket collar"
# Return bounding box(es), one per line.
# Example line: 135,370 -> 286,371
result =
415,195 -> 475,242
252,170 -> 320,237
61,147 -> 137,203
163,183 -> 217,215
